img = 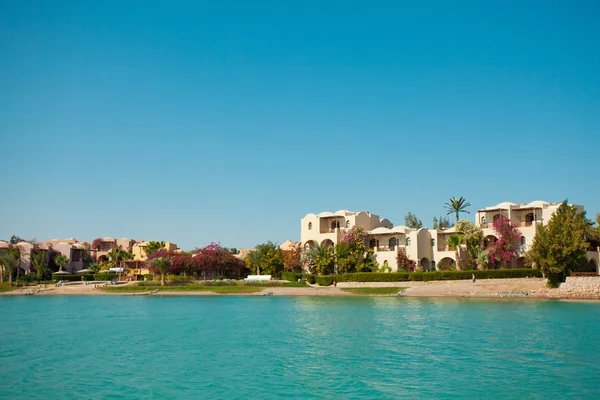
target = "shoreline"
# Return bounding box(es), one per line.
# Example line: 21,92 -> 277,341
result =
2,278 -> 600,300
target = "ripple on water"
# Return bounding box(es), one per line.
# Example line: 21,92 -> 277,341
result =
0,296 -> 599,399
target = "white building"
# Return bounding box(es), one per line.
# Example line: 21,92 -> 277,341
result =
301,201 -> 599,273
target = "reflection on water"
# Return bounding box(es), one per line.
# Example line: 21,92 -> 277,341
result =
0,296 -> 599,399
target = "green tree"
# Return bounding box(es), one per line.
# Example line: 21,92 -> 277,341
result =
455,220 -> 483,269
107,248 -> 129,271
306,243 -> 335,275
0,253 -> 16,285
148,256 -> 173,286
433,216 -> 454,230
444,197 -> 471,225
145,241 -> 166,256
476,248 -> 490,270
525,201 -> 591,286
54,254 -> 69,273
88,262 -> 102,273
31,250 -> 47,282
245,242 -> 284,276
446,234 -> 464,270
404,212 -> 423,229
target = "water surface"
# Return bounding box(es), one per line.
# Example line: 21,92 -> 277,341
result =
1,296 -> 598,399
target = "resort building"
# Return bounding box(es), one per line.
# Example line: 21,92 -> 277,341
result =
301,201 -> 600,273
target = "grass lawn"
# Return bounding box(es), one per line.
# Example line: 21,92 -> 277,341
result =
103,284 -> 265,294
340,287 -> 406,295
0,286 -> 17,293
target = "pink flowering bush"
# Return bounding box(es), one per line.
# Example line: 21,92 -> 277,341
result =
488,216 -> 523,268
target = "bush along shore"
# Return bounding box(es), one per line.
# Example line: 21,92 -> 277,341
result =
296,269 -> 543,286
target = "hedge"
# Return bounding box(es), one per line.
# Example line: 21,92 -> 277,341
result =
303,274 -> 316,284
52,274 -> 96,282
93,273 -> 117,281
315,275 -> 335,286
321,269 -> 543,284
282,272 -> 302,282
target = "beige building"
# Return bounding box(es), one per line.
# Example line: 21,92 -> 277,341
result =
301,202 -> 599,273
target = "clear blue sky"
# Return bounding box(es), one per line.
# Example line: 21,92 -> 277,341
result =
1,0 -> 599,251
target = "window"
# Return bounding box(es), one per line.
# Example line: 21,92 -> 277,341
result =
308,222 -> 312,230
389,238 -> 397,248
346,220 -> 350,228
525,213 -> 534,226
431,238 -> 435,246
331,221 -> 340,230
493,214 -> 501,222
406,238 -> 411,246
481,216 -> 486,224
369,239 -> 377,249
102,243 -> 111,251
521,236 -> 526,246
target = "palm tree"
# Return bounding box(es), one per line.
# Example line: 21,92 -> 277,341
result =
476,249 -> 490,270
149,256 -> 173,286
247,250 -> 264,275
54,254 -> 69,273
444,196 -> 471,224
0,253 -> 16,286
446,234 -> 464,270
31,251 -> 47,282
306,243 -> 334,275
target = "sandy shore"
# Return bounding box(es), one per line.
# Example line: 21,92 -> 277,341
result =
2,278 -> 598,300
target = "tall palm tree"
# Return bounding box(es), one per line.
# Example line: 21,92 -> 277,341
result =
446,234 -> 464,270
0,253 -> 16,286
149,256 -> 173,286
445,196 -> 471,224
247,250 -> 264,275
31,251 -> 47,282
54,254 -> 69,272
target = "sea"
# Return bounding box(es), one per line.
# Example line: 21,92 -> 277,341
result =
0,296 -> 599,399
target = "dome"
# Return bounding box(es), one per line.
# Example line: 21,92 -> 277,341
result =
318,211 -> 335,218
527,200 -> 550,207
369,227 -> 392,234
494,202 -> 517,209
391,226 -> 410,233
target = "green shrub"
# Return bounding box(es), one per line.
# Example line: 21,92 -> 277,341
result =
315,275 -> 335,286
52,274 -> 96,282
143,274 -> 154,280
166,275 -> 193,283
303,274 -> 316,284
329,269 -> 542,283
282,272 -> 302,282
93,273 -> 117,281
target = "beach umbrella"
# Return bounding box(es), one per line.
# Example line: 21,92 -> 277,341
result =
77,269 -> 94,273
53,270 -> 70,275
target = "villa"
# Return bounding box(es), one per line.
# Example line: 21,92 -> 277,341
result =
301,201 -> 600,273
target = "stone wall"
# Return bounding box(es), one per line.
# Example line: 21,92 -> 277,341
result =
559,277 -> 600,298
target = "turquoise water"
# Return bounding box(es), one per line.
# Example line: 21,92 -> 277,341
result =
1,297 -> 599,399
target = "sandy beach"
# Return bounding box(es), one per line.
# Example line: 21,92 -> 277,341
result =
2,278 -> 598,299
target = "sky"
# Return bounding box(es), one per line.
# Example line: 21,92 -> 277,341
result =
1,0 -> 599,251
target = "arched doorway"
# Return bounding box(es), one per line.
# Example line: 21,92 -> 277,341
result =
368,239 -> 379,249
420,257 -> 431,271
525,213 -> 534,226
321,239 -> 334,248
304,241 -> 316,251
515,257 -> 526,269
437,257 -> 455,271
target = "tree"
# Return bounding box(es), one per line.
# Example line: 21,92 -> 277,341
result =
488,216 -> 522,268
148,256 -> 173,286
433,216 -> 454,230
245,241 -> 284,276
0,254 -> 16,285
396,249 -> 416,272
305,243 -> 335,275
54,254 -> 69,272
476,249 -> 490,270
444,197 -> 471,224
283,242 -> 303,273
31,250 -> 47,282
146,241 -> 166,257
335,226 -> 369,273
446,234 -> 464,270
525,201 -> 591,286
404,212 -> 423,229
455,220 -> 483,269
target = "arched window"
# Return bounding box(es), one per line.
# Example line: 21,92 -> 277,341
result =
493,214 -> 501,222
521,236 -> 526,246
331,221 -> 340,230
369,239 -> 377,249
308,222 -> 312,230
525,213 -> 534,226
406,238 -> 411,246
481,216 -> 486,225
389,238 -> 397,248
431,238 -> 435,247
346,220 -> 350,228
